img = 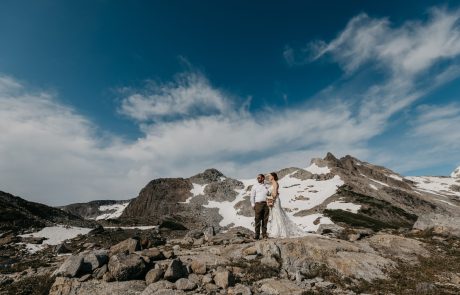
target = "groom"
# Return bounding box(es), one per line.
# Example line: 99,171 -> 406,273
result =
250,174 -> 270,240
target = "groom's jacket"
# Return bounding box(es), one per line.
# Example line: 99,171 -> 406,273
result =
250,183 -> 269,207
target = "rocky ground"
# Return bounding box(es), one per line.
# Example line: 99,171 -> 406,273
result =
1,224 -> 459,295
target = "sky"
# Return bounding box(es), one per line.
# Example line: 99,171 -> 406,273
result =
1,0 -> 460,205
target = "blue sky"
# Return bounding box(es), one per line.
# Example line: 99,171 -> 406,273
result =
1,1 -> 460,205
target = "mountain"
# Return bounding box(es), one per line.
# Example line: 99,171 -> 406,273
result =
111,153 -> 460,235
59,199 -> 131,220
452,166 -> 460,178
0,191 -> 96,233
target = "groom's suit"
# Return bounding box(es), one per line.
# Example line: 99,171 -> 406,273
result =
251,182 -> 270,239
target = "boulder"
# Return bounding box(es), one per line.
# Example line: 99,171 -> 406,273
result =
141,248 -> 164,261
83,250 -> 109,271
164,259 -> 187,282
228,284 -> 252,295
94,264 -> 108,280
365,234 -> 430,263
316,223 -> 345,236
110,238 -> 141,255
49,277 -> 146,295
54,255 -> 85,278
141,281 -> 178,295
108,253 -> 147,281
213,270 -> 235,289
175,278 -> 197,291
259,278 -> 306,295
413,213 -> 460,237
146,268 -> 164,284
261,256 -> 280,269
190,260 -> 206,274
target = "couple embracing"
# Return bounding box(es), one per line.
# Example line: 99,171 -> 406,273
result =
250,172 -> 306,239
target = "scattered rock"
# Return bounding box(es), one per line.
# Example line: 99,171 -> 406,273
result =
261,256 -> 280,269
213,270 -> 235,289
190,260 -> 207,274
49,277 -> 146,295
141,248 -> 164,261
108,253 -> 147,281
259,278 -> 306,295
164,259 -> 187,282
93,264 -> 108,280
175,278 -> 197,290
146,268 -> 164,284
54,255 -> 85,278
83,250 -> 109,270
228,283 -> 252,295
110,238 -> 140,255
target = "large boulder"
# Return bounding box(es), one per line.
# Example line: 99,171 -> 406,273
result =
54,255 -> 85,278
164,259 -> 187,282
258,278 -> 306,295
110,238 -> 141,255
413,213 -> 460,237
83,250 -> 109,271
213,270 -> 235,289
108,253 -> 147,281
49,277 -> 146,295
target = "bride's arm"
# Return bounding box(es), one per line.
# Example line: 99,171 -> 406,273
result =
272,182 -> 279,199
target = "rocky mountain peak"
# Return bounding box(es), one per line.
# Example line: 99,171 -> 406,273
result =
452,166 -> 460,178
188,168 -> 225,185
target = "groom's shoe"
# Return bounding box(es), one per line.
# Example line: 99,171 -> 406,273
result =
253,235 -> 260,240
262,234 -> 268,239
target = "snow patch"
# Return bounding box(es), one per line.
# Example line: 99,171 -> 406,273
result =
95,202 -> 130,220
103,226 -> 157,230
369,184 -> 378,190
18,225 -> 92,253
388,174 -> 404,181
305,163 -> 331,175
182,183 -> 207,204
452,167 -> 460,178
204,173 -> 343,233
406,176 -> 460,198
326,201 -> 361,213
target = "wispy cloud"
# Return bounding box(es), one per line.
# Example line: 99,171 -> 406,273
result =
119,71 -> 233,121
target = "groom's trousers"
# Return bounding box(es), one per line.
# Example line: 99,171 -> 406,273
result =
254,201 -> 270,238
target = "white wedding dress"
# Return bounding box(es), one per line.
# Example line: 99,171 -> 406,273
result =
267,184 -> 307,238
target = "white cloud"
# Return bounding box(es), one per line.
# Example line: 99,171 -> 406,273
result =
309,8 -> 460,76
119,71 -> 233,121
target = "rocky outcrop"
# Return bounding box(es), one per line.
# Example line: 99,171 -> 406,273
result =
0,191 -> 95,232
49,277 -> 146,295
413,213 -> 460,237
59,199 -> 131,220
121,178 -> 193,219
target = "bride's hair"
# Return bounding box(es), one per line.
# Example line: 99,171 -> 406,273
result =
269,172 -> 278,181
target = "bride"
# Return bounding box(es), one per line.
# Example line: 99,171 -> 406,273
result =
267,172 -> 307,238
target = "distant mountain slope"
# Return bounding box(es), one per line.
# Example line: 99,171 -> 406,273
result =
59,199 -> 131,220
0,191 -> 96,232
452,166 -> 460,178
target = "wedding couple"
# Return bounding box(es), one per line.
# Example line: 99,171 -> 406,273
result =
250,172 -> 307,239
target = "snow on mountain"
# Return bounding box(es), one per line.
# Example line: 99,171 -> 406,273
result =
203,170 -> 344,232
326,201 -> 361,213
305,162 -> 331,174
406,176 -> 460,200
452,166 -> 460,178
18,225 -> 93,253
94,202 -> 131,220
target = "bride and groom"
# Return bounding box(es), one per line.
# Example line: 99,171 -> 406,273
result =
250,172 -> 306,239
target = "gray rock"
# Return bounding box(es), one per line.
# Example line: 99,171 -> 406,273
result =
164,259 -> 187,282
261,256 -> 280,269
175,278 -> 197,291
202,274 -> 213,284
259,278 -> 306,295
55,243 -> 72,254
228,284 -> 252,295
413,213 -> 460,237
54,255 -> 85,277
49,277 -> 146,295
93,264 -> 108,280
83,250 -> 109,270
110,238 -> 141,255
108,253 -> 147,281
191,259 -> 207,274
141,281 -> 177,295
213,270 -> 234,289
78,274 -> 92,282
141,248 -> 164,261
316,223 -> 345,236
146,268 -> 164,285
